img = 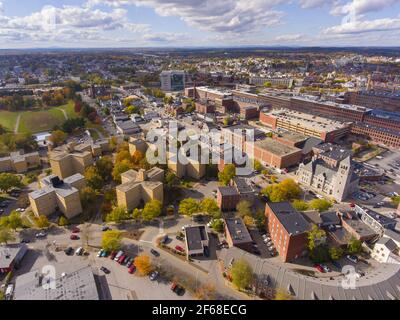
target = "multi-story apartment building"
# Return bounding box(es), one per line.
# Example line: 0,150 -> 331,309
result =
249,76 -> 294,88
49,140 -> 109,179
351,123 -> 400,148
0,150 -> 41,174
116,168 -> 164,211
29,174 -> 86,219
265,202 -> 311,262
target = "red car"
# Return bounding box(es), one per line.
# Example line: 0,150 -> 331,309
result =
118,255 -> 127,264
110,251 -> 117,260
175,245 -> 184,252
128,265 -> 136,274
72,227 -> 80,233
70,234 -> 79,240
314,264 -> 325,273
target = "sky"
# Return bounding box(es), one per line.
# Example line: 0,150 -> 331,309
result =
0,0 -> 400,48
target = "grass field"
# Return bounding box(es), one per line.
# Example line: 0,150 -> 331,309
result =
0,100 -> 77,134
0,110 -> 21,132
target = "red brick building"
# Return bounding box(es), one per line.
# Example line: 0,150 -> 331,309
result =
265,202 -> 311,262
195,101 -> 215,114
217,186 -> 240,211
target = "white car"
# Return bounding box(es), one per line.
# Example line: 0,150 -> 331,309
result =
35,232 -> 47,238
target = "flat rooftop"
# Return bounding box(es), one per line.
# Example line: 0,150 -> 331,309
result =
276,131 -> 308,143
185,225 -> 208,251
225,218 -> 253,245
267,202 -> 311,235
14,265 -> 99,300
218,186 -> 239,197
263,108 -> 349,132
292,96 -> 371,113
253,138 -> 301,157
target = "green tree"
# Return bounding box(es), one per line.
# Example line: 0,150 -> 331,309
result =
347,237 -> 362,255
84,166 -> 104,191
329,247 -> 344,261
292,199 -> 309,211
80,187 -> 97,210
231,259 -> 254,290
101,230 -> 122,251
0,227 -> 15,245
142,200 -> 162,221
253,160 -> 263,172
200,198 -> 220,217
236,200 -> 252,217
0,173 -> 23,193
211,219 -> 224,233
391,196 -> 400,206
218,164 -> 236,186
35,215 -> 50,229
58,216 -> 70,226
96,156 -> 113,181
106,206 -> 130,223
165,171 -> 178,188
262,178 -> 301,202
255,210 -> 266,229
7,211 -> 23,230
49,130 -> 68,147
307,224 -> 326,252
309,199 -> 332,213
112,159 -> 133,183
179,198 -> 200,216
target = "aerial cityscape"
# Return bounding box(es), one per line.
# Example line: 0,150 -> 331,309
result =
1,0 -> 400,306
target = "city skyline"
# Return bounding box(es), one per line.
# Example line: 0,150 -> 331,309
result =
0,0 -> 400,48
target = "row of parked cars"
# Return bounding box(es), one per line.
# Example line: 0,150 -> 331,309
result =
261,233 -> 277,257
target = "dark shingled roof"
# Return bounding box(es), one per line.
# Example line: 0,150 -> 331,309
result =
267,202 -> 311,235
185,226 -> 208,251
225,218 -> 253,245
217,186 -> 239,197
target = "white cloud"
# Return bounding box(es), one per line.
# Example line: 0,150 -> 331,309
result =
330,0 -> 400,16
324,17 -> 400,34
86,0 -> 287,33
142,32 -> 191,43
298,0 -> 334,9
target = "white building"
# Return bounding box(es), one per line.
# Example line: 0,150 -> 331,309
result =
372,237 -> 400,264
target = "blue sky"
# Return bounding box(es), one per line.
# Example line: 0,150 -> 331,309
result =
0,0 -> 400,48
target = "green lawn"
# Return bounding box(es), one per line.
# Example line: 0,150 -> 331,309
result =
0,111 -> 20,132
0,100 -> 78,134
18,109 -> 66,133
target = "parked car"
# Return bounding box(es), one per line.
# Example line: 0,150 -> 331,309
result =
314,264 -> 325,273
331,260 -> 341,269
97,249 -> 104,257
161,235 -> 169,245
100,266 -> 110,274
70,234 -> 80,240
35,232 -> 47,238
101,250 -> 109,258
20,239 -> 30,243
126,257 -> 134,268
114,250 -> 124,261
64,247 -> 74,256
175,245 -> 184,252
149,271 -> 159,281
118,254 -> 127,264
150,249 -> 160,257
170,282 -> 185,296
176,235 -> 184,241
320,264 -> 331,273
122,255 -> 130,265
110,251 -> 117,260
72,227 -> 80,233
75,247 -> 84,256
128,265 -> 136,274
346,255 -> 359,264
101,226 -> 110,232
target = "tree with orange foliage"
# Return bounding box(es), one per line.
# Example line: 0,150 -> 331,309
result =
134,254 -> 153,276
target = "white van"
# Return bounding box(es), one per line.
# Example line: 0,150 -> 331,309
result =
5,284 -> 14,299
75,247 -> 84,256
